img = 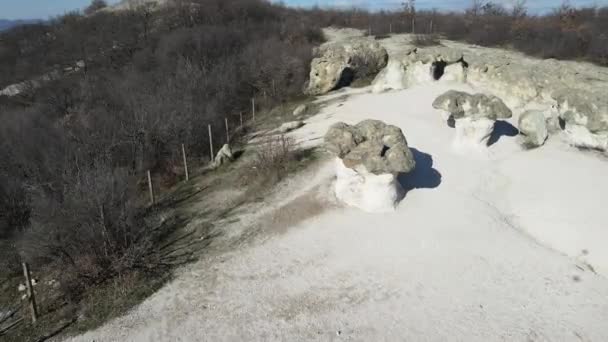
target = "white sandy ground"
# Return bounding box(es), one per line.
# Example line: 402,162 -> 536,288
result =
65,79 -> 608,341
67,29 -> 608,340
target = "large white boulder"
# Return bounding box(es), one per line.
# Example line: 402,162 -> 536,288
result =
371,59 -> 408,93
334,158 -> 404,213
306,38 -> 388,95
324,120 -> 416,212
518,110 -> 548,147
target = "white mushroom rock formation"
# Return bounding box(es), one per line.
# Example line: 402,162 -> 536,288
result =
324,120 -> 416,212
552,89 -> 608,151
433,90 -> 513,150
518,110 -> 548,147
306,38 -> 388,95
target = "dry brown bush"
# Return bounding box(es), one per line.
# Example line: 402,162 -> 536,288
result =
252,134 -> 297,184
412,34 -> 441,46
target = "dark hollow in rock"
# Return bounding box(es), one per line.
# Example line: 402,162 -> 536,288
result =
334,67 -> 355,90
431,61 -> 447,80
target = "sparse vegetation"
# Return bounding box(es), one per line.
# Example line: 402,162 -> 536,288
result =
252,135 -> 298,185
0,0 -> 323,339
412,34 -> 441,47
308,1 -> 608,66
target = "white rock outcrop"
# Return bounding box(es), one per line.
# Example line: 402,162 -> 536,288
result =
306,38 -> 388,95
371,59 -> 408,93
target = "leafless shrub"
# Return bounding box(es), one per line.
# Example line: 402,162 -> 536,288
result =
252,135 -> 297,184
412,34 -> 441,47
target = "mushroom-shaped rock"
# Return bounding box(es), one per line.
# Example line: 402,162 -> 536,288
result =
324,120 -> 416,212
213,144 -> 233,168
552,89 -> 608,151
433,90 -> 512,149
432,90 -> 512,120
306,38 -> 388,95
518,110 -> 548,147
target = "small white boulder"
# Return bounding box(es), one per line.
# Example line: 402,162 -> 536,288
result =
278,121 -> 305,133
293,104 -> 307,116
518,110 -> 548,147
213,144 -> 234,168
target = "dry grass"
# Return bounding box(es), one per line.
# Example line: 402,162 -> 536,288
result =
252,134 -> 298,185
412,34 -> 441,47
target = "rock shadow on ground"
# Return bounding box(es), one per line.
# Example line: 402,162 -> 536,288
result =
397,148 -> 442,193
487,120 -> 519,146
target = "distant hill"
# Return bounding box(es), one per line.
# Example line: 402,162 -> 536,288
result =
0,19 -> 42,31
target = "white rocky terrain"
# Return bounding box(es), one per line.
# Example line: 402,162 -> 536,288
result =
66,28 -> 608,341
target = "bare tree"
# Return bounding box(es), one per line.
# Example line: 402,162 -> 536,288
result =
512,0 -> 528,18
84,0 -> 108,15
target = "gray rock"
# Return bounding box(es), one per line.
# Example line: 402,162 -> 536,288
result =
324,122 -> 364,158
432,90 -> 512,120
278,121 -> 305,133
552,89 -> 608,134
325,120 -> 415,175
293,104 -> 307,116
518,111 -> 548,147
306,38 -> 388,95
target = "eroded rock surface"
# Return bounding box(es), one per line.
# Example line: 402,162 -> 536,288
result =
325,120 -> 415,175
433,90 -> 512,120
325,120 -> 415,213
306,38 -> 388,95
518,110 -> 548,147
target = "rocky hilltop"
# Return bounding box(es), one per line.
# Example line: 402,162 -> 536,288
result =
311,28 -> 608,152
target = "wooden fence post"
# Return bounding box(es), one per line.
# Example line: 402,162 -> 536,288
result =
240,112 -> 243,130
22,262 -> 38,324
252,98 -> 256,122
181,144 -> 189,182
147,170 -> 155,205
412,17 -> 416,34
225,117 -> 229,143
389,23 -> 392,34
430,19 -> 433,34
208,124 -> 214,162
